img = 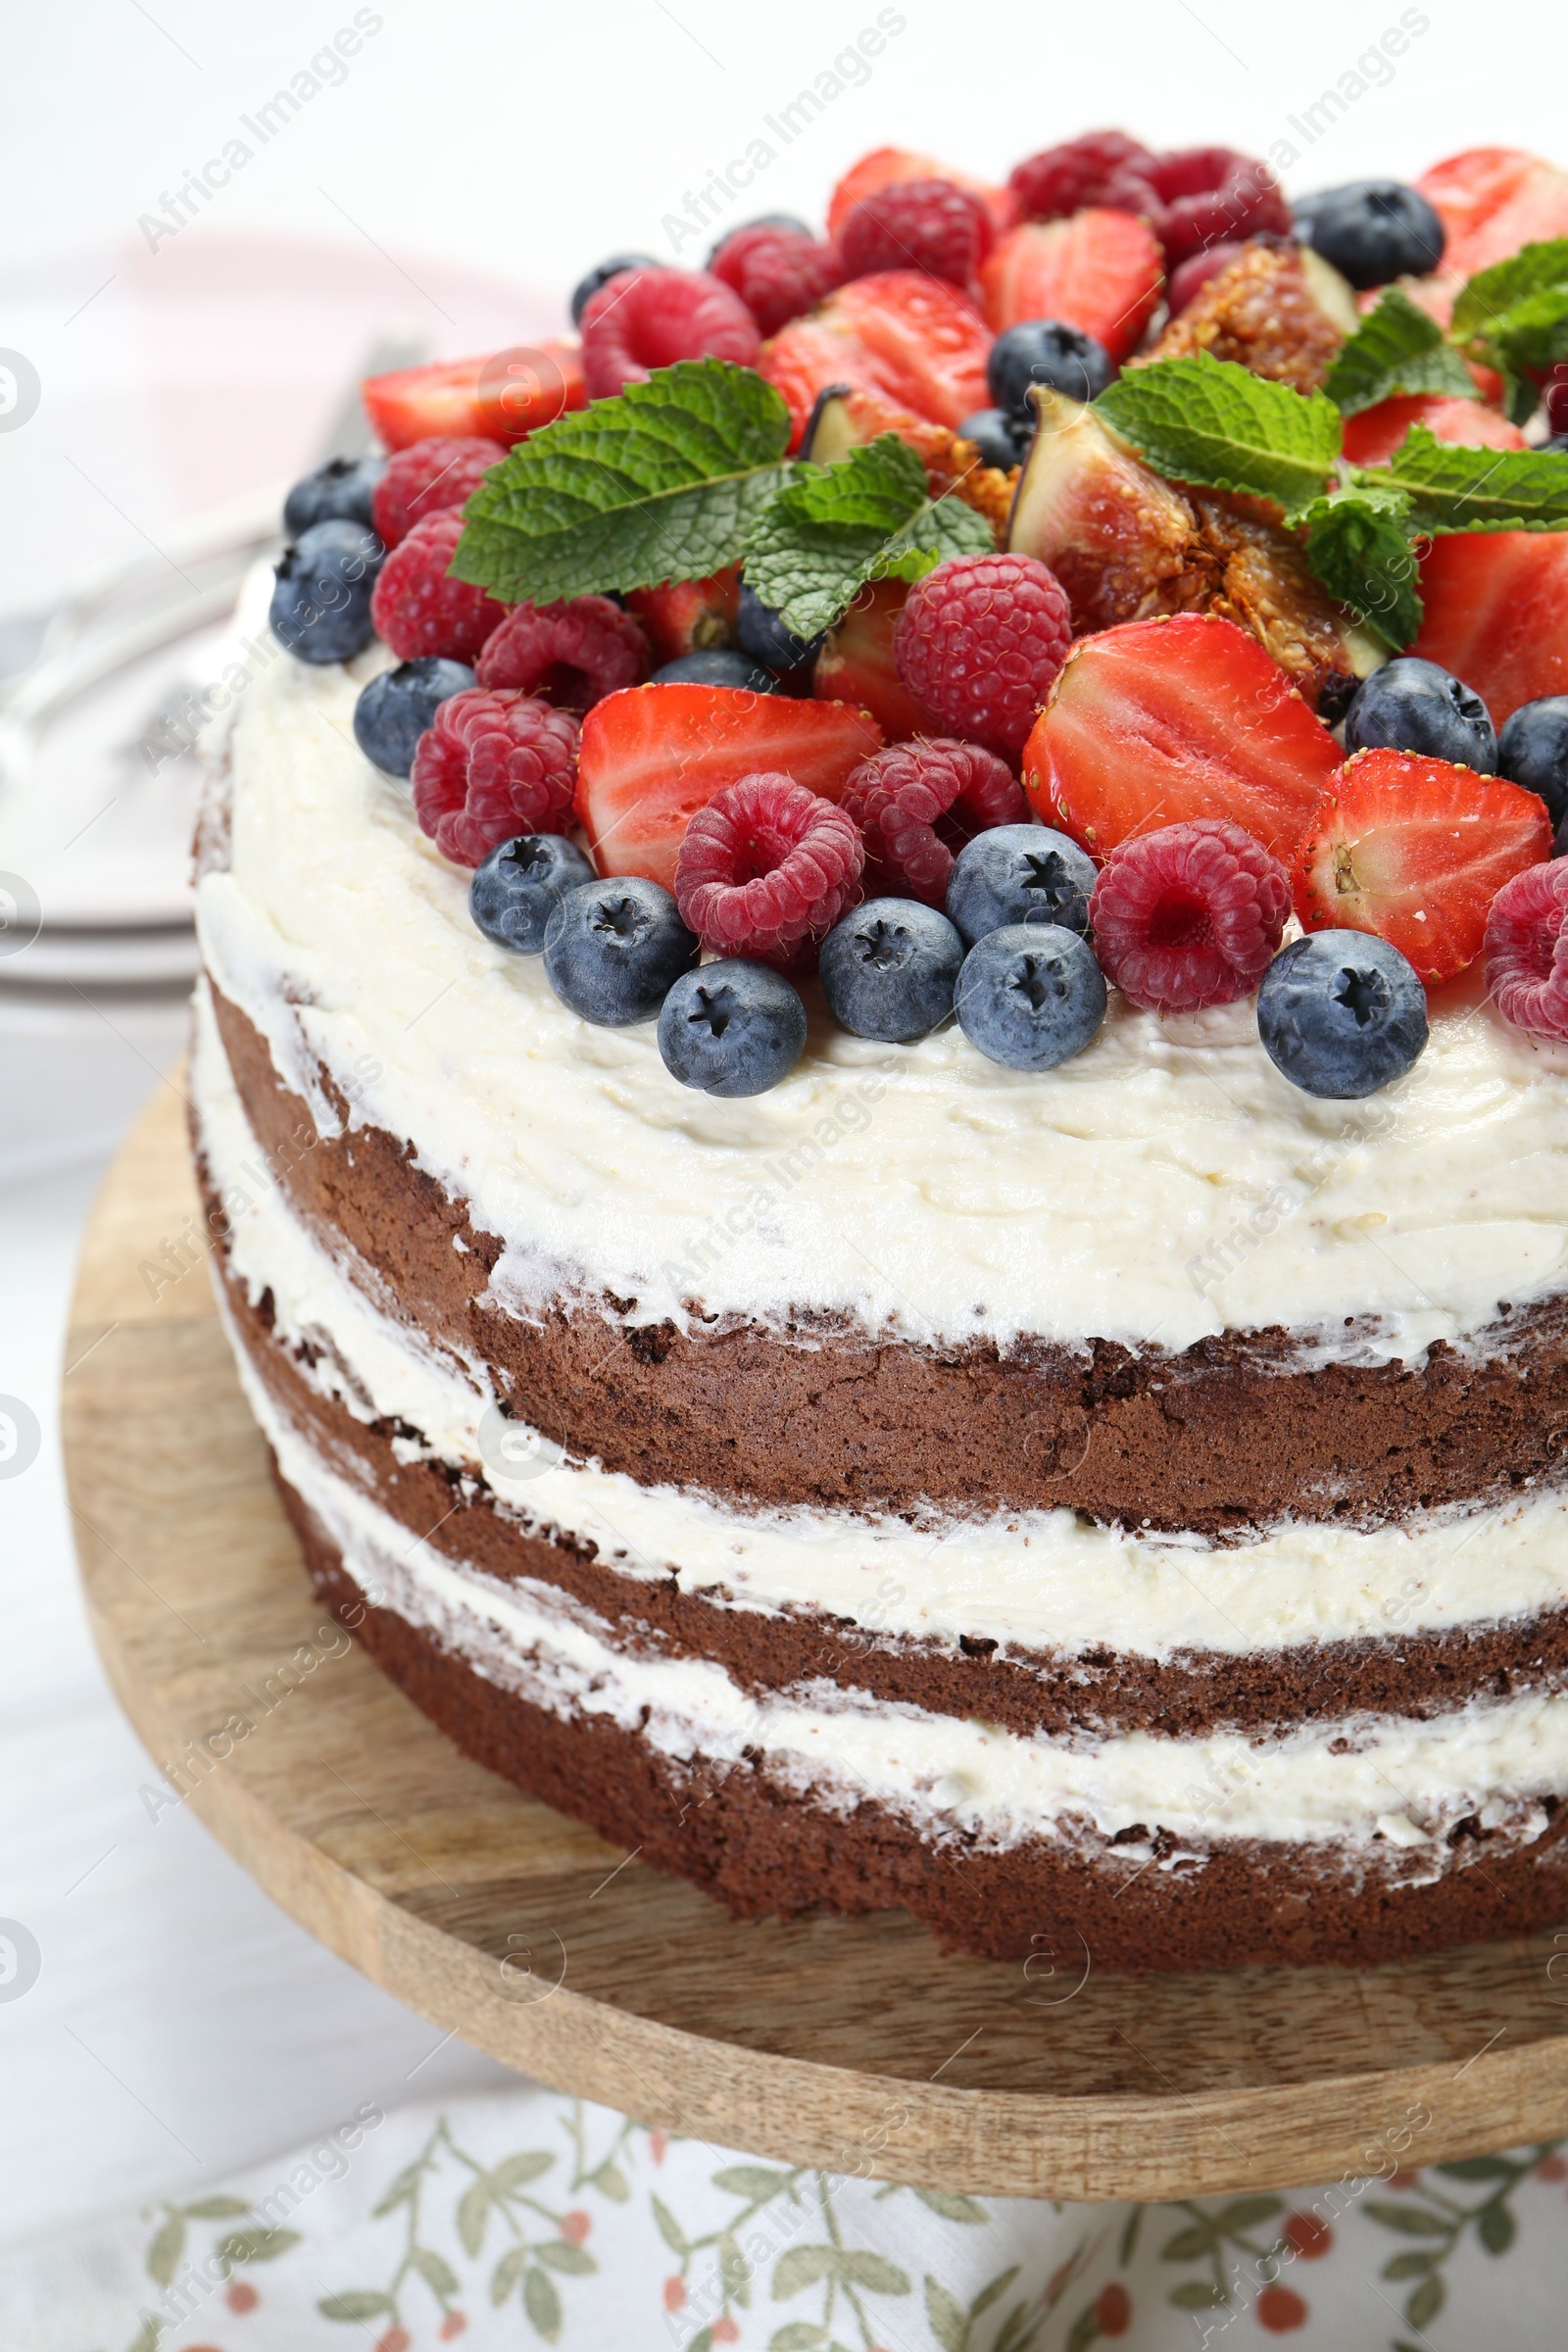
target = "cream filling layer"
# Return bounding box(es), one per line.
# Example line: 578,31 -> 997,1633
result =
229,1319 -> 1564,1863
194,562 -> 1568,1362
195,979 -> 1568,1666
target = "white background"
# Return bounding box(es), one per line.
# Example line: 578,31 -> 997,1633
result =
5,0 -> 1568,2259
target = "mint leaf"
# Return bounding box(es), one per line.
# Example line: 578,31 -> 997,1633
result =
452,360 -> 794,604
1376,424 -> 1568,530
740,433 -> 992,637
1322,287 -> 1474,415
1095,352 -> 1342,516
1451,240 -> 1568,420
1299,479 -> 1423,647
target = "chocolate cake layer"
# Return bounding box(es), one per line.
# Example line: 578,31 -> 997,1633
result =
213,985 -> 1568,1539
209,1193 -> 1568,1743
284,1489 -> 1568,1973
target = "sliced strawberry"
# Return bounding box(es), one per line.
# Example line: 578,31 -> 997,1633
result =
812,579 -> 938,742
363,344 -> 587,450
827,147 -> 1015,241
1415,148 -> 1568,307
760,271 -> 992,449
624,568 -> 741,662
980,212 -> 1164,363
1023,614 -> 1342,862
575,685 -> 882,887
1341,394 -> 1527,467
1412,532 -> 1568,725
1295,750 -> 1551,981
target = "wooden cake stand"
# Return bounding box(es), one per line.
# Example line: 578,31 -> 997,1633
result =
62,1082 -> 1568,2199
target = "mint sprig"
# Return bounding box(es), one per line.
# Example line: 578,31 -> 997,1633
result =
1322,288 -> 1475,416
1450,239 -> 1568,418
1374,424 -> 1568,530
740,434 -> 993,638
1295,478 -> 1423,648
1096,353 -> 1342,516
451,361 -> 794,605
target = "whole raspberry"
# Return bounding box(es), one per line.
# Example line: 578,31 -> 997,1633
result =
673,774 -> 863,968
1102,146 -> 1290,268
842,739 -> 1025,906
1485,860 -> 1568,1041
1089,819 -> 1291,1012
580,267 -> 761,399
476,597 -> 651,712
1009,130 -> 1155,221
894,553 -> 1072,757
710,224 -> 846,336
411,688 -> 580,867
370,510 -> 509,663
371,436 -> 506,549
838,178 -> 994,287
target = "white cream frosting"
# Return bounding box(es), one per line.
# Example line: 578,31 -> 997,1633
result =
194,564 -> 1568,1362
228,1330 -> 1563,1866
193,980 -> 1568,1667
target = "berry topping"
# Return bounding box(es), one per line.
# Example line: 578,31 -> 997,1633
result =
1026,615 -> 1343,862
270,520 -> 382,664
575,684 -> 880,889
956,407 -> 1030,471
369,510 -> 509,663
818,898 -> 964,1043
842,739 -> 1025,906
411,688 -> 580,867
1341,394 -> 1526,467
354,657 -> 476,778
1294,749 -> 1553,982
371,437 -> 507,549
1498,696 -> 1568,830
673,774 -> 864,967
708,214 -> 813,258
981,213 -> 1164,363
476,597 -> 651,713
1297,179 -> 1446,289
988,319 -> 1115,418
811,579 -> 938,742
569,252 -> 660,326
895,553 -> 1072,757
362,346 -> 586,449
579,267 -> 761,399
658,959 -> 808,1097
543,876 -> 698,1027
838,177 -> 995,289
1412,530 -> 1568,727
1415,149 -> 1568,292
827,148 -> 1011,242
625,569 -> 741,662
708,223 -> 845,336
1102,145 -> 1291,268
760,270 -> 993,448
1089,819 -> 1293,1013
1258,931 -> 1429,1098
1485,861 -> 1568,1041
469,832 -> 596,955
653,649 -> 779,692
1008,131 -> 1155,222
736,580 -> 823,679
956,923 -> 1107,1069
283,454 -> 385,537
946,823 -> 1097,946
1343,657 -> 1497,773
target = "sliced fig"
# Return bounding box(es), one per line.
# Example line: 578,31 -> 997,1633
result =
1143,240 -> 1357,393
1006,389 -> 1198,633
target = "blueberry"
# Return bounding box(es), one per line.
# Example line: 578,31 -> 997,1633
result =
707,214 -> 813,264
946,824 -> 1097,947
1299,180 -> 1446,290
283,453 -> 385,537
651,649 -> 781,693
735,580 -> 823,676
354,657 -> 475,777
955,923 -> 1106,1071
1497,696 -> 1568,830
987,320 -> 1115,419
470,834 -> 597,955
818,899 -> 963,1043
1257,932 -> 1428,1099
569,252 -> 661,327
1543,435 -> 1568,456
543,877 -> 698,1025
956,407 -> 1031,470
1343,657 -> 1496,772
269,520 -> 383,664
658,958 -> 807,1096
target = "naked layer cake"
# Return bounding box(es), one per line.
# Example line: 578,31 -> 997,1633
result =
191,130 -> 1568,1969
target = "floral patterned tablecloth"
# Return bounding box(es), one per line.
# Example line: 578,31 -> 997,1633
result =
5,2085 -> 1567,2352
